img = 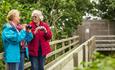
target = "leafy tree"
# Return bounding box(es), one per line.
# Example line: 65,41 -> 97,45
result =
0,0 -> 93,40
35,0 -> 93,39
91,0 -> 115,20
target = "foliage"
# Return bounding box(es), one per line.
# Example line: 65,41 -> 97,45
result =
0,60 -> 5,70
91,0 -> 115,20
0,0 -> 92,40
76,52 -> 115,70
0,0 -> 93,52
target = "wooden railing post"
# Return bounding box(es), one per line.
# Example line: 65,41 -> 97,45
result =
83,45 -> 85,63
62,42 -> 65,54
54,44 -> 57,59
73,39 -> 76,48
73,52 -> 78,67
69,40 -> 72,50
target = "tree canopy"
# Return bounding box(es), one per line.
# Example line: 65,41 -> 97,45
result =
91,0 -> 115,20
0,0 -> 92,40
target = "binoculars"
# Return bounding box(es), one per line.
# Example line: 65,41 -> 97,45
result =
26,24 -> 32,29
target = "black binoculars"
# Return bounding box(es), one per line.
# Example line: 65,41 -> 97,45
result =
26,24 -> 32,29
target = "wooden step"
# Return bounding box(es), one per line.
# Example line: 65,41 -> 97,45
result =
96,40 -> 115,42
96,44 -> 115,47
95,35 -> 115,38
96,48 -> 115,51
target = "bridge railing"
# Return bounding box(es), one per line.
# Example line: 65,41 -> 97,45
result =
0,36 -> 79,69
46,36 -> 96,70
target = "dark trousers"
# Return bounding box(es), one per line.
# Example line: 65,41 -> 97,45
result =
29,55 -> 45,70
29,46 -> 45,70
7,63 -> 19,70
18,52 -> 25,70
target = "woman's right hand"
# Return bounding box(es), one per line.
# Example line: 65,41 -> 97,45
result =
34,26 -> 47,34
34,27 -> 39,34
34,26 -> 42,34
16,24 -> 23,31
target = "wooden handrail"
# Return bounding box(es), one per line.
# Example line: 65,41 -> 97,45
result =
25,36 -> 79,69
0,36 -> 79,69
49,36 -> 79,45
47,41 -> 79,58
46,36 -> 96,70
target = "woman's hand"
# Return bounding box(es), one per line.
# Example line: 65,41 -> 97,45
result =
16,24 -> 23,31
34,26 -> 47,34
39,26 -> 47,33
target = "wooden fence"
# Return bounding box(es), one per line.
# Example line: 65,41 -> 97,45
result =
0,36 -> 79,70
46,36 -> 96,70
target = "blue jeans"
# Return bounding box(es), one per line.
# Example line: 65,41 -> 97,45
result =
7,63 -> 19,70
29,55 -> 46,70
18,52 -> 25,70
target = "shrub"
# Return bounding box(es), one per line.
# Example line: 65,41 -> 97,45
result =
76,52 -> 115,70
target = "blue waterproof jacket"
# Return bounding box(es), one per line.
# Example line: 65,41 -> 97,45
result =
2,23 -> 33,63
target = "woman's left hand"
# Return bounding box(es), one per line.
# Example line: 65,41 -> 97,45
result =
34,26 -> 47,33
39,26 -> 47,33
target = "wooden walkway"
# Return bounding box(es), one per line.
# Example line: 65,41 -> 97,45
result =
45,36 -> 95,70
0,35 -> 115,70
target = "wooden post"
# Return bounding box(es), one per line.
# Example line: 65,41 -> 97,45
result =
73,52 -> 78,67
87,42 -> 90,61
83,44 -> 88,67
54,44 -> 57,59
73,39 -> 76,48
69,40 -> 71,50
62,42 -> 65,54
83,45 -> 86,62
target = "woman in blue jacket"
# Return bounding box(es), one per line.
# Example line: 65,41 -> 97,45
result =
2,9 -> 33,70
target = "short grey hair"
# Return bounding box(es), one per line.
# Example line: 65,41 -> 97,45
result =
32,10 -> 44,21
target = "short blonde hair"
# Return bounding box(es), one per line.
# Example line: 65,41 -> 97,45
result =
7,9 -> 20,21
32,10 -> 44,21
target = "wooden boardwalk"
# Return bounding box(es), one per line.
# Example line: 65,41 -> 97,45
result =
1,35 -> 114,70
62,59 -> 74,70
45,36 -> 95,70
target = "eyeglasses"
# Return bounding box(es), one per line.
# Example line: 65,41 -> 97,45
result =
32,16 -> 37,18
